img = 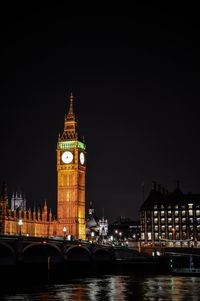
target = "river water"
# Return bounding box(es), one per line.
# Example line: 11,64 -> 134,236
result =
1,275 -> 200,300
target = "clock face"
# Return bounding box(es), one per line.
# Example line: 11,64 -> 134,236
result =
61,151 -> 73,164
80,152 -> 85,165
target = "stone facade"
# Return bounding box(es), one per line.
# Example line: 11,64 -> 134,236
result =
0,94 -> 86,239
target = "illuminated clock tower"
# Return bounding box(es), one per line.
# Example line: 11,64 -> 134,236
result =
57,94 -> 86,240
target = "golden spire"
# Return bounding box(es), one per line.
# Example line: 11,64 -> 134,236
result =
66,92 -> 75,121
62,93 -> 78,140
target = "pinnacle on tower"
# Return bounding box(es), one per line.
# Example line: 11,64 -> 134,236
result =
62,93 -> 78,140
66,92 -> 75,121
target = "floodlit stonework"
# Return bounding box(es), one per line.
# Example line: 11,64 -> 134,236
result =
0,94 -> 86,239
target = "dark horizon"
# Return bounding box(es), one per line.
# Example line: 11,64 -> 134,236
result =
1,5 -> 200,223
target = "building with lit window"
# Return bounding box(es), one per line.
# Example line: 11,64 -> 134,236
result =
140,181 -> 200,248
0,94 -> 86,239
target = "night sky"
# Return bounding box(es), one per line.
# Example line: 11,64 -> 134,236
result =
0,4 -> 200,222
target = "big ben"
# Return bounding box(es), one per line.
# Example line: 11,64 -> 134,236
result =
57,93 -> 86,240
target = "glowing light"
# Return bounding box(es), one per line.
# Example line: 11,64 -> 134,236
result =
63,226 -> 67,240
57,140 -> 86,150
18,218 -> 23,236
61,151 -> 73,163
18,218 -> 23,226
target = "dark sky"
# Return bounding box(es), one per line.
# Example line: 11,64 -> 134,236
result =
0,4 -> 200,222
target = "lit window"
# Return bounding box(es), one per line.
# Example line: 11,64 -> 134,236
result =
175,225 -> 179,231
175,205 -> 178,209
155,233 -> 159,240
182,218 -> 186,223
168,218 -> 172,224
154,211 -> 158,217
168,225 -> 172,231
188,203 -> 193,209
197,225 -> 200,231
190,225 -> 193,231
182,211 -> 186,216
154,218 -> 158,224
175,218 -> 179,224
175,211 -> 179,216
147,232 -> 152,240
175,233 -> 180,239
161,211 -> 165,217
168,211 -> 172,216
161,233 -> 165,239
168,233 -> 172,239
154,225 -> 158,231
189,218 -> 193,223
161,205 -> 164,209
196,210 -> 200,216
182,225 -> 186,231
197,218 -> 200,224
141,232 -> 145,240
161,218 -> 165,224
161,225 -> 165,231
189,210 -> 193,216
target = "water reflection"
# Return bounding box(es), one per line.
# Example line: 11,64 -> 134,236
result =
2,276 -> 200,300
142,276 -> 200,301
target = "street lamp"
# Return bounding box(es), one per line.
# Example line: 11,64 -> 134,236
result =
63,226 -> 67,240
91,231 -> 95,243
18,218 -> 23,236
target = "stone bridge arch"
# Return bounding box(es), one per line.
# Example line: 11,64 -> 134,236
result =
65,245 -> 91,262
0,241 -> 16,265
0,241 -> 15,256
23,242 -> 62,263
92,248 -> 114,262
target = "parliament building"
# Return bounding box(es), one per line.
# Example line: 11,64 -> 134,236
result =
0,94 -> 86,240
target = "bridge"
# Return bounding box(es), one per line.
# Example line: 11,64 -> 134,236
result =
0,235 -> 168,282
0,235 -> 115,267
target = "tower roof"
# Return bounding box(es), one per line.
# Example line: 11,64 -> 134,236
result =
61,93 -> 78,140
66,93 -> 75,121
